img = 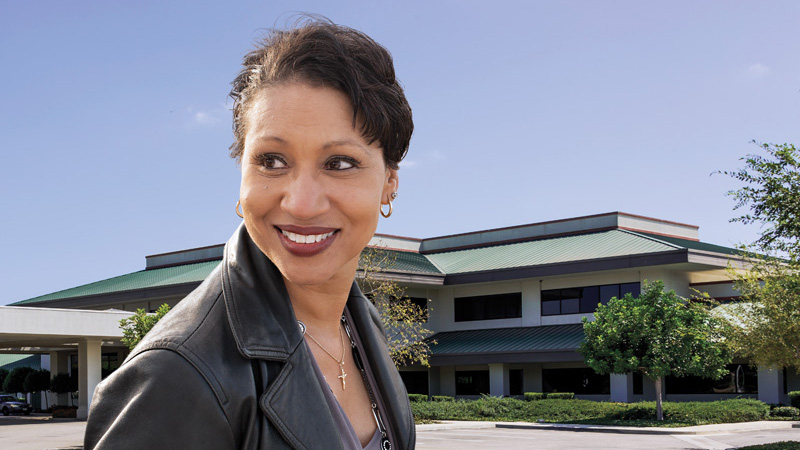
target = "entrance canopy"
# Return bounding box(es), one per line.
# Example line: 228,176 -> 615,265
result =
0,305 -> 131,351
0,306 -> 133,419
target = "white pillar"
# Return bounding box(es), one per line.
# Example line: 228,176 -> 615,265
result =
523,364 -> 543,393
489,363 -> 509,397
610,373 -> 634,403
441,366 -> 456,397
428,367 -> 441,397
757,367 -> 785,405
77,339 -> 102,420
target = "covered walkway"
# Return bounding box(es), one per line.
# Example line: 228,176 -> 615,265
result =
0,306 -> 133,419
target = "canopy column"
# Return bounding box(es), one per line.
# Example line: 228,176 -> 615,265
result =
77,339 -> 102,420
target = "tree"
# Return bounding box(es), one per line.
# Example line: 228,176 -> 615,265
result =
579,281 -> 731,420
119,304 -> 172,351
2,366 -> 35,395
357,247 -> 435,367
50,372 -> 75,406
719,142 -> 800,371
23,369 -> 51,409
0,368 -> 8,390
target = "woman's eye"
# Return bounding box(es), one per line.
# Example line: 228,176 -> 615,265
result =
255,154 -> 287,170
325,157 -> 359,171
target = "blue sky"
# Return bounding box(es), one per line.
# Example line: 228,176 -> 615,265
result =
1,1 -> 798,305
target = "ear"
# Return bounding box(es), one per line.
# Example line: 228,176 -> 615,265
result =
382,168 -> 399,204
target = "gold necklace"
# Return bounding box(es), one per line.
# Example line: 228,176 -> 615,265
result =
300,320 -> 348,390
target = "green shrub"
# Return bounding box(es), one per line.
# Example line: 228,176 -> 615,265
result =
770,406 -> 799,418
410,397 -> 770,425
431,395 -> 454,402
546,392 -> 575,400
408,394 -> 427,402
788,391 -> 800,409
524,392 -> 545,401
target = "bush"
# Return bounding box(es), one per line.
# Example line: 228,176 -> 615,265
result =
788,391 -> 800,409
546,392 -> 575,400
51,406 -> 77,418
770,406 -> 800,418
2,367 -> 35,394
524,392 -> 545,401
408,394 -> 427,402
410,397 -> 771,426
431,395 -> 454,402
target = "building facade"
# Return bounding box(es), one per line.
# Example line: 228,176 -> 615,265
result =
9,212 -> 800,405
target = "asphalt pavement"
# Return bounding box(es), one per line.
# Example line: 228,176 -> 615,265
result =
1,414 -> 798,450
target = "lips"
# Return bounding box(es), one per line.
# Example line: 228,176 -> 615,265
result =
275,225 -> 339,257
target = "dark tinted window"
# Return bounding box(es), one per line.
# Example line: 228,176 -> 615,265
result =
542,368 -> 610,395
542,283 -> 640,316
456,370 -> 490,395
541,300 -> 561,316
599,285 -> 620,305
580,286 -> 600,312
455,293 -> 522,322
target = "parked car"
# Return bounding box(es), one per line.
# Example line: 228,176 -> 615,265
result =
0,394 -> 33,416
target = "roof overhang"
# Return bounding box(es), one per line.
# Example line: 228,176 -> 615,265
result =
0,306 -> 133,352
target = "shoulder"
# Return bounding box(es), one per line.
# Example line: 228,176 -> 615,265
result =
85,349 -> 237,449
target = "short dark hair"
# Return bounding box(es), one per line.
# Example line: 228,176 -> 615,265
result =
229,18 -> 412,170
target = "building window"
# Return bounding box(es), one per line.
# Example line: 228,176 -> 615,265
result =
399,371 -> 429,395
456,370 -> 490,395
101,353 -> 120,379
666,364 -> 758,395
542,368 -> 610,395
541,282 -> 640,316
454,293 -> 522,322
509,369 -> 523,396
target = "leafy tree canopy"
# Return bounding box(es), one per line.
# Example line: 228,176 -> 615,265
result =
358,247 -> 435,367
579,281 -> 730,419
719,142 -> 800,370
720,141 -> 800,259
119,304 -> 172,351
2,366 -> 36,394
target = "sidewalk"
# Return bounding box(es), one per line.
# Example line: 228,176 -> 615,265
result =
418,419 -> 800,435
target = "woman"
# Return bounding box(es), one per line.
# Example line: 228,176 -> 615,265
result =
84,19 -> 415,450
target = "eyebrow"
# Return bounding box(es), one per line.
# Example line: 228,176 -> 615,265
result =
322,139 -> 371,155
251,136 -> 288,145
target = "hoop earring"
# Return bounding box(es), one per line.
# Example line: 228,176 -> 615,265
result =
236,200 -> 244,218
380,201 -> 393,218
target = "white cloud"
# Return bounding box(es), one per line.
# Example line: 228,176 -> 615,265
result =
194,111 -> 218,125
747,63 -> 771,78
399,159 -> 418,169
185,105 -> 228,127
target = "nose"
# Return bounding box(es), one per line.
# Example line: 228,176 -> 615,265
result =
280,169 -> 330,220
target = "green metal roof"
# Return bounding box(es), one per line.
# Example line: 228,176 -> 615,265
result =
430,324 -> 585,354
363,248 -> 442,274
14,228 -> 741,306
634,232 -> 742,256
12,261 -> 220,306
13,248 -> 438,306
0,354 -> 41,370
424,229 -> 681,274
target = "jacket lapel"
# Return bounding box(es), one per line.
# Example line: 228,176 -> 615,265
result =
220,224 -> 343,450
346,285 -> 416,450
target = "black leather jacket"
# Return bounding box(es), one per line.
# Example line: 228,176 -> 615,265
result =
84,224 -> 415,450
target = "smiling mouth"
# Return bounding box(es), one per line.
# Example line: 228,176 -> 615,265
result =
279,229 -> 336,244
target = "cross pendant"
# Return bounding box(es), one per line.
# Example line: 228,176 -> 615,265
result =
338,363 -> 347,390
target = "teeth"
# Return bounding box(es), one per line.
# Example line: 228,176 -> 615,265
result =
281,230 -> 335,244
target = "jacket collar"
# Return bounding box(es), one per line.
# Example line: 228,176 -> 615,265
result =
221,222 -> 304,360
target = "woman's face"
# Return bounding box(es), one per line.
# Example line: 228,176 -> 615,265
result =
239,82 -> 398,290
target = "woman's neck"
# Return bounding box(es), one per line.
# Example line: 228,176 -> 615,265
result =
286,275 -> 353,334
